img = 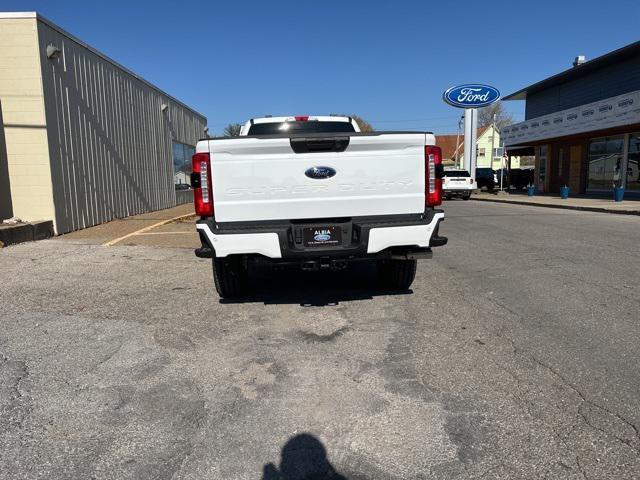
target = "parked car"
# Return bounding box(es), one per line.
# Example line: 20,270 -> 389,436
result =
475,168 -> 496,191
175,183 -> 191,191
443,169 -> 474,200
494,168 -> 535,190
495,168 -> 509,189
191,115 -> 448,297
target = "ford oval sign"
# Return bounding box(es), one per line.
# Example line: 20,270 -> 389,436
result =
443,84 -> 500,108
305,166 -> 336,179
314,233 -> 331,242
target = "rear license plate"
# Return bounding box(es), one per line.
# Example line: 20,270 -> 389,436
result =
303,226 -> 342,247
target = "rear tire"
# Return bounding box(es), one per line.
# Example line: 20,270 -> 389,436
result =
212,256 -> 248,298
377,259 -> 417,290
462,193 -> 471,200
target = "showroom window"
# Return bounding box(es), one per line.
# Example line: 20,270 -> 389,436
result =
627,133 -> 640,192
587,136 -> 624,191
172,142 -> 195,186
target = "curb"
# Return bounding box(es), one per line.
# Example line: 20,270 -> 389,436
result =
469,196 -> 640,216
102,213 -> 196,246
0,220 -> 54,248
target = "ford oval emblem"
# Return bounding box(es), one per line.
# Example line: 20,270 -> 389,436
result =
314,234 -> 331,242
443,84 -> 500,108
305,166 -> 336,179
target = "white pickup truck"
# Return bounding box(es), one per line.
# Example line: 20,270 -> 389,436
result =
191,115 -> 447,298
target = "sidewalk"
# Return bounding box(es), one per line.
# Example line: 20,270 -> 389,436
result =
60,203 -> 195,245
470,191 -> 640,215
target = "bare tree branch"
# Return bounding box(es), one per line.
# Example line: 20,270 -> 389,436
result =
477,102 -> 513,131
224,123 -> 242,137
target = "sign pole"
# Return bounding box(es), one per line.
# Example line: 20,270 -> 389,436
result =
464,108 -> 477,187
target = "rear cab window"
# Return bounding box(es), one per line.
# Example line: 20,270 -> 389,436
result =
248,121 -> 356,135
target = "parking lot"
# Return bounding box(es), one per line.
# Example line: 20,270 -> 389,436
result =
1,201 -> 639,479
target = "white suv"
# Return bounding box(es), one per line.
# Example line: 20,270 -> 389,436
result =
443,169 -> 475,200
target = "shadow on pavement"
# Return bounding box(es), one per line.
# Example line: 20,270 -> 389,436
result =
262,433 -> 347,480
221,261 -> 412,306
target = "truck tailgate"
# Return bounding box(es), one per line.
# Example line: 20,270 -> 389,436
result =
205,133 -> 429,223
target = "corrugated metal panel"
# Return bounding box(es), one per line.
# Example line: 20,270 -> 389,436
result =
37,20 -> 206,233
526,55 -> 640,119
175,189 -> 193,205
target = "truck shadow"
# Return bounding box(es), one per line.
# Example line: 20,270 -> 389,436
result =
220,261 -> 412,306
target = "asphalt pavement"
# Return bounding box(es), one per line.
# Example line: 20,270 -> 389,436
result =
1,201 -> 639,479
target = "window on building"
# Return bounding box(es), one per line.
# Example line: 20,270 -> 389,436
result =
537,145 -> 547,186
172,142 -> 195,186
587,136 -> 624,191
627,132 -> 640,193
478,148 -> 486,157
558,148 -> 564,177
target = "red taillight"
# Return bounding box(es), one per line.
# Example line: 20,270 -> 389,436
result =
192,152 -> 213,217
294,115 -> 309,121
425,145 -> 443,206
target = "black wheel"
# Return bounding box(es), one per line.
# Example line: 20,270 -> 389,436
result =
462,194 -> 471,200
212,256 -> 248,298
377,259 -> 417,290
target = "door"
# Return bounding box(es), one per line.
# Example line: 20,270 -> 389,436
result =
569,145 -> 582,193
549,145 -> 566,192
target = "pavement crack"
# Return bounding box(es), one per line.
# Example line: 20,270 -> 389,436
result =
90,341 -> 124,371
1,350 -> 29,398
509,339 -> 640,453
474,462 -> 506,479
488,358 -> 538,420
0,349 -> 32,429
576,455 -> 589,480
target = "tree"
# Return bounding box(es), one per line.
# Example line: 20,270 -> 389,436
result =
477,102 -> 513,131
224,123 -> 242,137
349,114 -> 374,132
331,114 -> 374,132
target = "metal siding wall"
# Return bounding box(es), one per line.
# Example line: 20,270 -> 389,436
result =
37,21 -> 206,233
526,55 -> 640,119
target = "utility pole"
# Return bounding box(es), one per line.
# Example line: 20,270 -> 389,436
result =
490,113 -> 496,170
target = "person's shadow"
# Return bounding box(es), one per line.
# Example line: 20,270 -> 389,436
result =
262,433 -> 346,480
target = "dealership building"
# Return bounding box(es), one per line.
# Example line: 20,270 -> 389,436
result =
0,12 -> 207,234
502,41 -> 640,196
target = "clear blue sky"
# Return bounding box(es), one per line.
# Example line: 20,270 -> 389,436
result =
4,0 -> 640,134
